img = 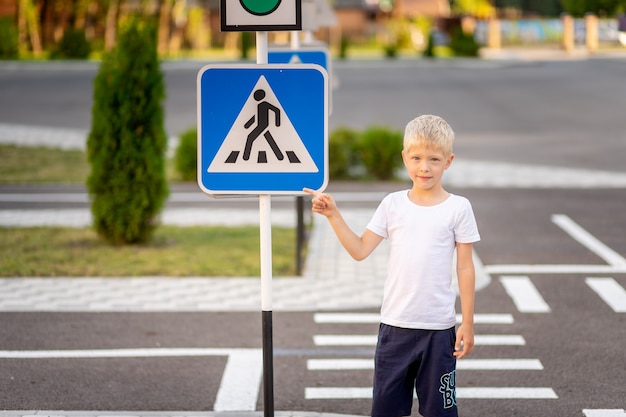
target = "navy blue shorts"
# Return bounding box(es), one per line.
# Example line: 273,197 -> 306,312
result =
371,324 -> 457,417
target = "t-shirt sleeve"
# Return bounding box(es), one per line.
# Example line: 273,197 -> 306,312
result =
366,196 -> 390,239
455,198 -> 481,243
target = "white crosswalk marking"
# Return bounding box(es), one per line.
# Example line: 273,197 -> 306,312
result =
307,358 -> 544,371
583,410 -> 626,417
500,276 -> 551,313
585,278 -> 626,312
313,313 -> 515,324
305,387 -> 558,399
552,214 -> 626,268
313,334 -> 525,346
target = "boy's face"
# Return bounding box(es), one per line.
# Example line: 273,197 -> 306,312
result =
402,145 -> 454,191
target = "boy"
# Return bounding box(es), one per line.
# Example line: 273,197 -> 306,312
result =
303,114 -> 480,417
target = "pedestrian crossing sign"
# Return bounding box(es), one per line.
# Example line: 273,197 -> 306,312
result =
197,64 -> 328,195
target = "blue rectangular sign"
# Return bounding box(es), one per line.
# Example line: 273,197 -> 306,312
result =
197,64 -> 328,195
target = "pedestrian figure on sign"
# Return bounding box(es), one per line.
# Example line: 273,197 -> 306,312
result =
243,89 -> 283,161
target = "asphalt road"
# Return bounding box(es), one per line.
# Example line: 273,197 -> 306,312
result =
1,56 -> 625,416
1,57 -> 625,172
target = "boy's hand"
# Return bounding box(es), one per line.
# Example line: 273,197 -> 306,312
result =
453,323 -> 474,359
303,188 -> 336,218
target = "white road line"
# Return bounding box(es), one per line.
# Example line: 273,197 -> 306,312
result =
305,387 -> 557,399
500,276 -> 551,313
307,358 -> 543,371
552,214 -> 626,267
586,278 -> 626,313
485,264 -> 626,274
313,335 -> 377,346
583,410 -> 626,417
313,334 -> 525,346
314,313 -> 381,323
214,350 -> 263,412
457,358 -> 543,370
0,348 -> 262,412
457,387 -> 558,399
313,313 -> 514,324
474,335 -> 526,345
308,359 -> 373,370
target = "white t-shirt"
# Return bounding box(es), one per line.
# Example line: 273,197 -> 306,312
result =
367,191 -> 481,330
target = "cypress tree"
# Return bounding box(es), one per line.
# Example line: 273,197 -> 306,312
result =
87,16 -> 168,245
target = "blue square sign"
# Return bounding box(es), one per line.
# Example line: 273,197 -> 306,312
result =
197,64 -> 328,195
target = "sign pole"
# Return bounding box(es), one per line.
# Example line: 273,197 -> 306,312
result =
256,30 -> 274,417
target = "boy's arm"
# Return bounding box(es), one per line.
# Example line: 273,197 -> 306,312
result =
303,188 -> 383,261
454,242 -> 476,359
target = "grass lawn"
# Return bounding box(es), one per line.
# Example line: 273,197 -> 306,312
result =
0,145 -> 300,277
0,225 -> 297,277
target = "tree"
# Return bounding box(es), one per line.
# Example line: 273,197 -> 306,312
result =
561,0 -> 626,16
87,16 -> 169,245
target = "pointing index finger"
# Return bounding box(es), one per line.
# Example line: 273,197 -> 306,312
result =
302,187 -> 322,198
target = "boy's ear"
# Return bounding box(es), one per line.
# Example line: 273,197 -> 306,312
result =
445,153 -> 455,169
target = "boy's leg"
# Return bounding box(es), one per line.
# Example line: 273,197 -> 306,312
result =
415,327 -> 458,417
371,324 -> 418,417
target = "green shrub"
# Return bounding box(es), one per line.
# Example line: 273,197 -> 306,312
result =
241,32 -> 254,60
339,34 -> 349,59
0,18 -> 19,59
51,27 -> 91,59
384,42 -> 398,59
174,127 -> 197,181
449,27 -> 480,57
87,16 -> 168,245
328,126 -> 358,180
356,126 -> 403,180
423,31 -> 435,58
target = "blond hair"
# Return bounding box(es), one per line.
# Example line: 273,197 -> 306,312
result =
403,115 -> 455,156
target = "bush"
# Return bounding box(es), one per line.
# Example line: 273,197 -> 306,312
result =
51,27 -> 91,59
449,27 -> 480,57
0,18 -> 19,59
174,127 -> 197,181
339,35 -> 349,59
423,31 -> 435,58
328,126 -> 358,180
87,16 -> 169,245
356,126 -> 403,180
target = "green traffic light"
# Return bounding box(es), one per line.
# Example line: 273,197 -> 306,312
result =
239,0 -> 282,16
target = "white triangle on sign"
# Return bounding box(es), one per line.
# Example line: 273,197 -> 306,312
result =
208,75 -> 319,173
289,54 -> 302,64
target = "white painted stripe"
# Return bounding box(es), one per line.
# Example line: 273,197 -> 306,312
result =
457,358 -> 543,370
586,278 -> 626,312
0,347 -> 262,412
306,387 -> 371,399
485,265 -> 626,274
308,359 -> 373,370
313,334 -> 525,346
313,313 -> 381,323
0,348 -> 253,358
214,350 -> 263,411
583,409 -> 626,417
552,214 -> 626,267
457,387 -> 558,399
313,335 -> 377,346
305,386 -> 557,399
500,276 -> 551,313
313,313 -> 514,325
307,358 -> 543,371
475,335 -> 526,345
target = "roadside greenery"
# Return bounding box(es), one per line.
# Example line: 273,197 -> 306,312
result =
175,125 -> 405,182
0,226 -> 297,277
87,17 -> 169,245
